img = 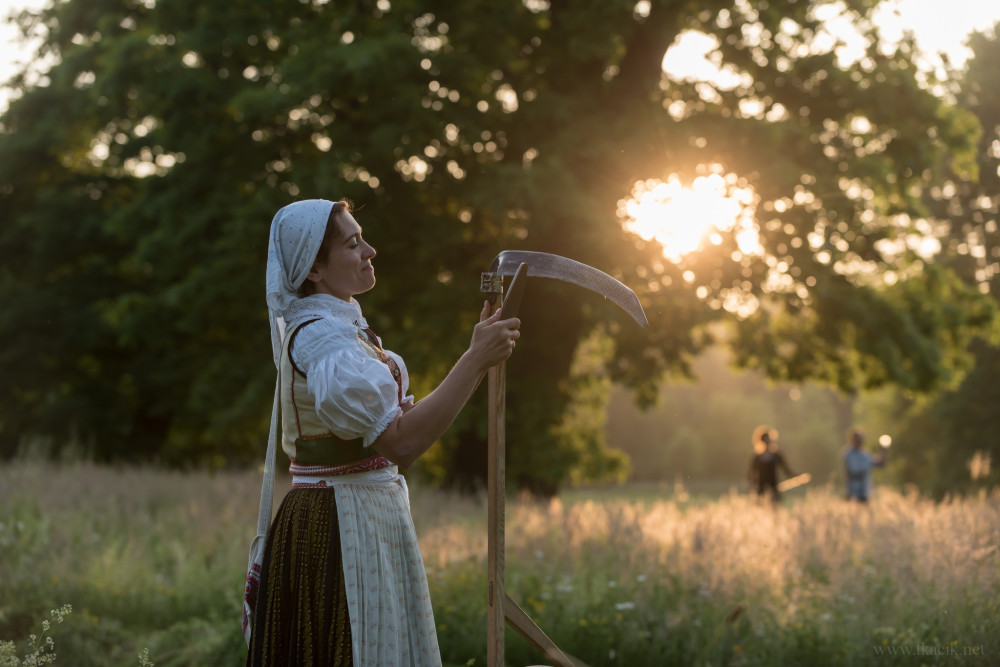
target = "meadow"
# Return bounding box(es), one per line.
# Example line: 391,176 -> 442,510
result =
0,461 -> 997,666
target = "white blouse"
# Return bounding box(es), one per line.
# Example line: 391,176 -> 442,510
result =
282,296 -> 441,665
288,295 -> 414,448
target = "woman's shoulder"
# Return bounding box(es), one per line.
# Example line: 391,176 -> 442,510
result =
290,315 -> 362,360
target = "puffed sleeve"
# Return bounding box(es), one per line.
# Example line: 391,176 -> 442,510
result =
384,349 -> 414,408
290,317 -> 404,447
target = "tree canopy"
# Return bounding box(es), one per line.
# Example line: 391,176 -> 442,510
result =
0,0 -> 994,494
860,23 -> 1000,497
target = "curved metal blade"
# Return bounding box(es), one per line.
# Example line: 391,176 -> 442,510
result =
488,250 -> 648,327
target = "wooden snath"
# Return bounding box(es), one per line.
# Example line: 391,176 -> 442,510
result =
484,263 -> 579,667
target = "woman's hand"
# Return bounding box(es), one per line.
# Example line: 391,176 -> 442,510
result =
467,300 -> 521,372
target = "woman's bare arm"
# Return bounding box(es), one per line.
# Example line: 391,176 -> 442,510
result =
372,301 -> 520,467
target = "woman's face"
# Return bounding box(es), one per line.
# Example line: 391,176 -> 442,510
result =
306,212 -> 377,301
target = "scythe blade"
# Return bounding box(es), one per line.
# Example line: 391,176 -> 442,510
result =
483,250 -> 648,328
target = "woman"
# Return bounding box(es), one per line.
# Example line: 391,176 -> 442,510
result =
247,198 -> 521,666
748,424 -> 796,504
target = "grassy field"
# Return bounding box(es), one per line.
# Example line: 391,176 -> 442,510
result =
0,461 -> 997,666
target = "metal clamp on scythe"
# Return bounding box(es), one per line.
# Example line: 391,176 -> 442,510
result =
480,250 -> 648,667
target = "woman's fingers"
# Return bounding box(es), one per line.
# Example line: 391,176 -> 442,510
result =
469,305 -> 523,369
479,300 -> 494,322
497,319 -> 521,356
481,306 -> 506,325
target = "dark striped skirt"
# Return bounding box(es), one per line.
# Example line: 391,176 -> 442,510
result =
246,489 -> 352,666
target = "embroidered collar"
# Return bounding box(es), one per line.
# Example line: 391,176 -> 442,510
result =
284,293 -> 369,332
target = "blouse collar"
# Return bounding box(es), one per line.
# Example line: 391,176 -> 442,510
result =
284,293 -> 368,331
311,293 -> 364,322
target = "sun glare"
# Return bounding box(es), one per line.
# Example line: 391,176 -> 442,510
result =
620,172 -> 757,263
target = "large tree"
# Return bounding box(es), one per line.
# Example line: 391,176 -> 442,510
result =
0,0 -> 992,493
868,23 -> 1000,497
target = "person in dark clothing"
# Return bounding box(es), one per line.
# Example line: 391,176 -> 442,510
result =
748,425 -> 797,504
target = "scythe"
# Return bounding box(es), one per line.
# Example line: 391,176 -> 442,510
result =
480,251 -> 648,667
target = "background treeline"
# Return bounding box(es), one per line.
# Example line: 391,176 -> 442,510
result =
605,343 -> 1000,498
1,0 -> 999,497
606,345 -> 852,486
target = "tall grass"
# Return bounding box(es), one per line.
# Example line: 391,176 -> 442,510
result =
1,461 -> 997,666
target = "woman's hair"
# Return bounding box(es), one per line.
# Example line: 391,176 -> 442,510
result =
296,199 -> 352,298
752,424 -> 778,454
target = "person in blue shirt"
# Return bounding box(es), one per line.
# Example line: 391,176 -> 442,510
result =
844,427 -> 886,503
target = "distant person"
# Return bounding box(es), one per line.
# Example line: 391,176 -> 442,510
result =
748,425 -> 797,504
844,427 -> 886,503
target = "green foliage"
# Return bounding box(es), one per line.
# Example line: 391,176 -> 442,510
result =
0,462 -> 252,667
861,339 -> 1000,499
851,22 -> 1000,499
0,604 -> 72,667
1,1 -> 995,494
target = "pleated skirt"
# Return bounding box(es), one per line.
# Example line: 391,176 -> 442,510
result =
246,489 -> 353,666
246,474 -> 441,667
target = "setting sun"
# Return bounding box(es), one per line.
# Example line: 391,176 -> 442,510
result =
619,172 -> 758,263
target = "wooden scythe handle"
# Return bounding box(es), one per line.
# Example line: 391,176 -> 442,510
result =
487,264 -> 581,667
505,594 -> 580,667
487,297 -> 507,666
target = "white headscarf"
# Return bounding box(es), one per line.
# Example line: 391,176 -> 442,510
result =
265,198 -> 336,366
